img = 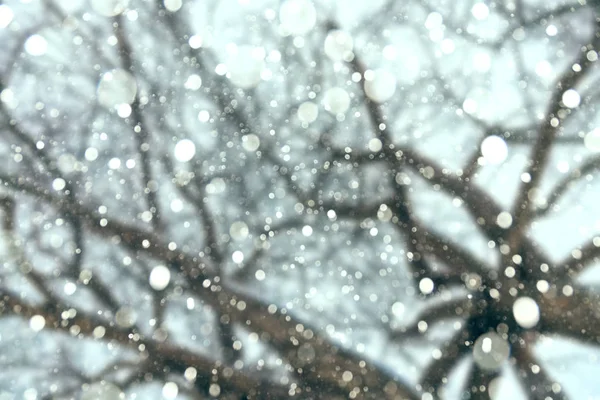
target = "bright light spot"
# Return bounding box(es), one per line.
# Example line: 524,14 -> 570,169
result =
546,25 -> 557,36
189,35 -> 203,49
184,74 -> 202,90
324,30 -> 353,61
29,315 -> 45,332
471,3 -> 489,20
226,45 -> 265,89
255,270 -> 266,281
85,147 -> 99,161
298,101 -> 319,123
419,277 -> 435,294
174,139 -> 196,162
462,98 -> 477,114
513,296 -> 540,328
496,211 -> 513,229
473,332 -> 510,370
230,221 -> 249,240
242,134 -> 260,151
25,35 -> 48,56
279,0 -> 316,36
481,135 -> 508,164
198,110 -> 210,122
185,367 -> 197,381
562,89 -> 580,108
391,302 -> 405,317
52,178 -> 66,191
97,69 -> 137,108
115,307 -> 137,328
90,0 -> 129,16
0,5 -> 14,28
342,371 -> 353,382
364,69 -> 396,103
162,382 -> 178,400
81,382 -> 123,400
302,225 -> 313,236
108,158 -> 121,169
209,384 -> 221,397
232,250 -> 244,263
64,281 -> 77,295
368,138 -> 382,152
584,128 -> 600,152
535,60 -> 552,77
323,87 -> 350,114
163,0 -> 182,12
149,265 -> 171,291
424,12 -> 443,29
116,103 -> 131,118
473,52 -> 491,72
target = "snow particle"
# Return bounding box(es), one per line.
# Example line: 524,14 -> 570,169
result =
64,281 -> 77,295
368,138 -> 383,152
149,265 -> 171,291
232,250 -> 244,263
255,270 -> 266,281
90,0 -> 129,17
230,221 -> 249,241
323,87 -> 350,115
198,110 -> 210,122
174,139 -> 196,162
242,134 -> 260,152
52,178 -> 66,191
162,382 -> 178,400
419,277 -> 435,295
584,128 -> 600,152
324,30 -> 354,62
562,89 -> 580,108
185,367 -> 197,381
462,98 -> 478,114
364,69 -> 397,103
298,101 -> 319,124
302,225 -> 313,236
473,332 -> 510,370
115,307 -> 137,328
481,135 -> 508,164
496,211 -> 513,229
226,45 -> 265,89
279,0 -> 316,36
0,5 -> 14,28
25,34 -> 48,56
184,74 -> 202,90
85,147 -> 99,161
512,296 -> 540,329
29,315 -> 46,332
81,382 -> 123,400
342,370 -> 353,382
471,3 -> 489,20
209,384 -> 221,397
97,69 -> 137,108
163,0 -> 182,12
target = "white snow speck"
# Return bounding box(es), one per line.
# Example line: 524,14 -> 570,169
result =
513,296 -> 540,328
298,101 -> 319,123
473,332 -> 510,370
81,382 -> 123,400
97,69 -> 137,108
255,270 -> 266,281
184,74 -> 202,90
90,0 -> 129,17
149,265 -> 171,291
242,134 -> 260,152
364,69 -> 396,103
302,225 -> 313,236
324,30 -> 353,62
52,178 -> 66,191
585,128 -> 600,152
232,250 -> 244,263
85,147 -> 99,161
163,0 -> 182,12
230,221 -> 249,240
323,87 -> 350,115
0,5 -> 14,28
481,135 -> 508,164
419,277 -> 434,294
174,139 -> 196,162
25,34 -> 47,56
279,0 -> 316,36
29,315 -> 45,332
471,3 -> 489,20
562,89 -> 580,108
496,211 -> 513,229
162,382 -> 178,399
226,45 -> 265,89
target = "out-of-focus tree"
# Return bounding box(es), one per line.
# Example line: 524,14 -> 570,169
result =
1,0 -> 600,399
